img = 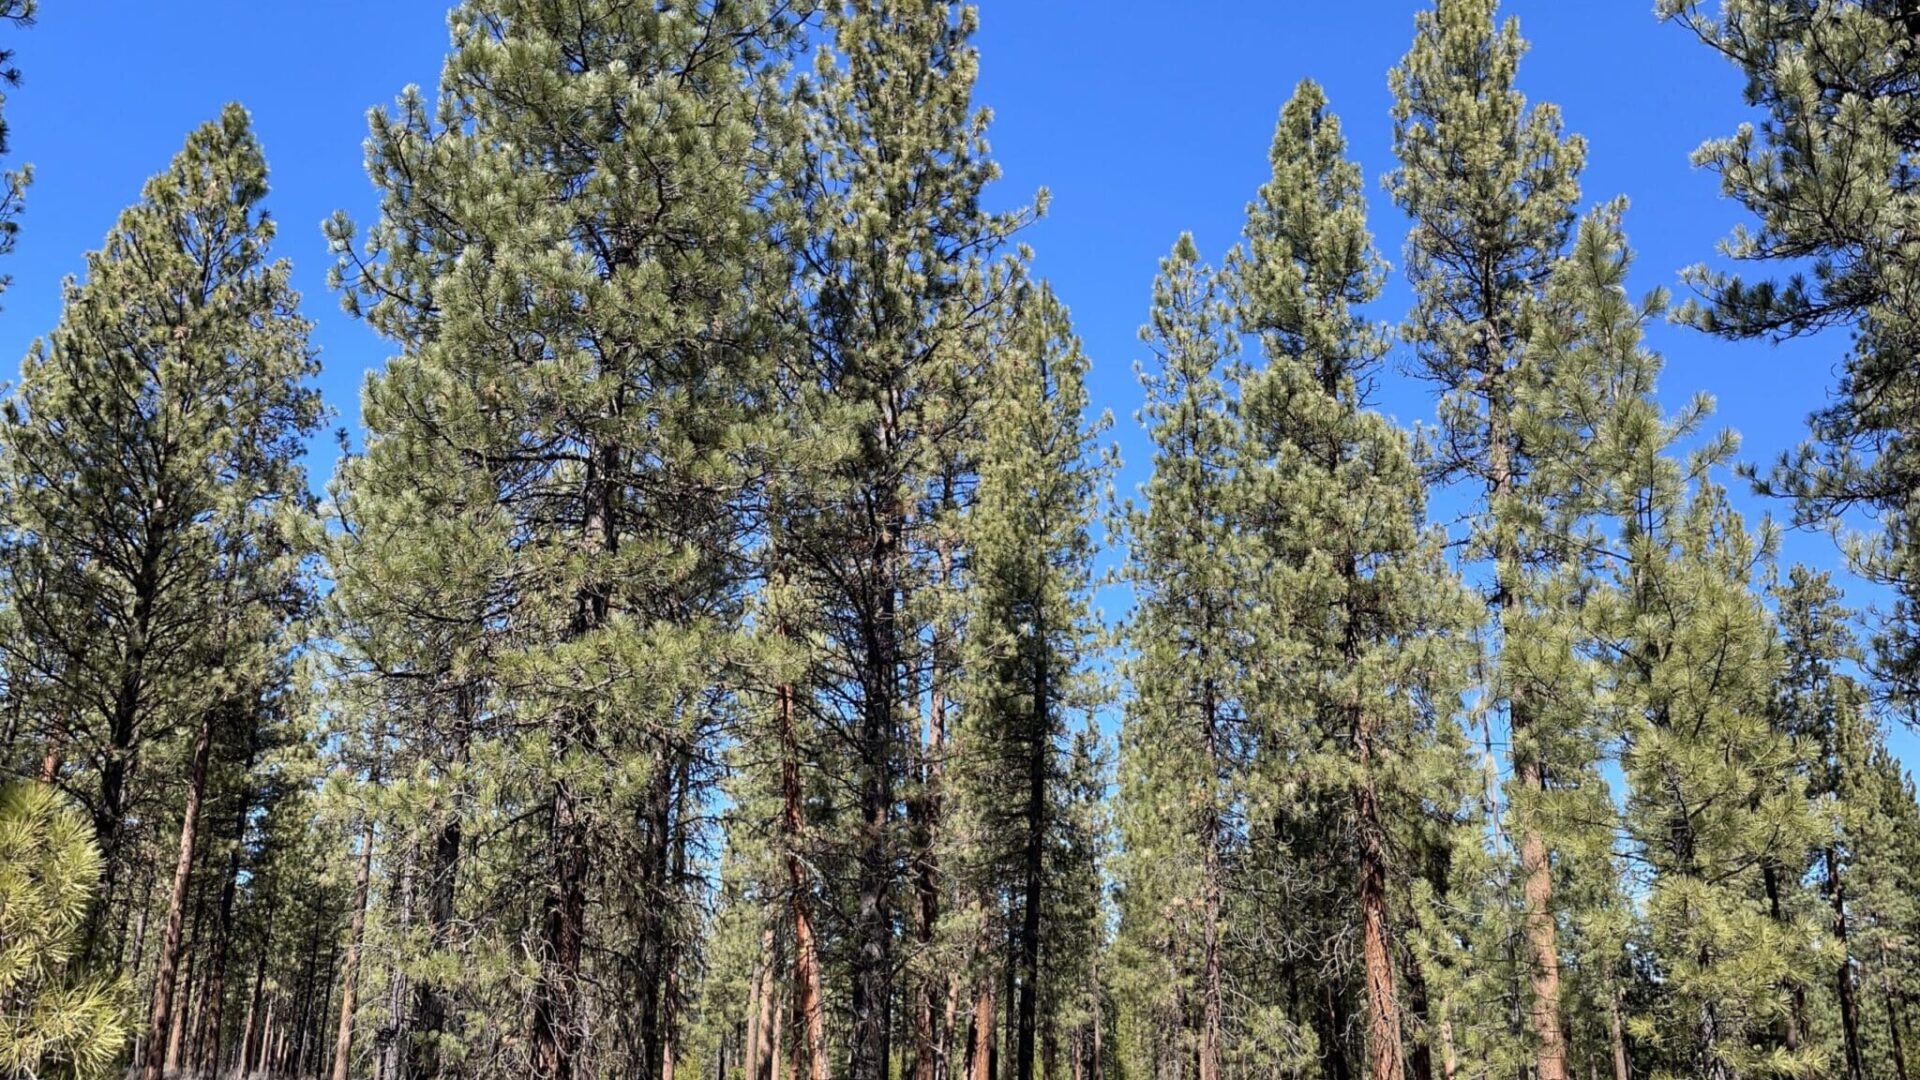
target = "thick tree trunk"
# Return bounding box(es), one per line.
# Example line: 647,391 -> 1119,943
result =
332,818 -> 377,1080
1355,773 -> 1405,1080
966,970 -> 996,1080
140,706 -> 215,1080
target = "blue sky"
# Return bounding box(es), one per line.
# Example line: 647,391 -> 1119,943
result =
0,3 -> 1901,753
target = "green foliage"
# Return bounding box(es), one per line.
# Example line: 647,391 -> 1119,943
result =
1661,0 -> 1920,710
0,782 -> 128,1079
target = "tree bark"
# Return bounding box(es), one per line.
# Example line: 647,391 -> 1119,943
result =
1607,987 -> 1629,1080
332,817 -> 377,1080
140,705 -> 215,1080
1355,771 -> 1405,1080
1826,847 -> 1865,1080
782,676 -> 830,1080
1015,610 -> 1049,1080
966,968 -> 995,1080
533,440 -> 616,1080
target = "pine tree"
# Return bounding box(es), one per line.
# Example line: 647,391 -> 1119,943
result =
0,0 -> 33,294
0,103 -> 321,995
777,4 -> 1035,1078
1387,3 -> 1589,1074
327,3 -> 795,1076
1547,207 -> 1825,1079
1115,233 -> 1244,1080
1229,78 -> 1480,1080
0,782 -> 128,1079
953,281 -> 1110,1080
1659,0 -> 1920,710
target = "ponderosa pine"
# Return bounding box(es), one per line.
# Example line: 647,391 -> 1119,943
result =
0,104 -> 320,999
1660,0 -> 1920,712
1388,3 -> 1588,1074
328,3 -> 795,1076
1230,78 -> 1479,1080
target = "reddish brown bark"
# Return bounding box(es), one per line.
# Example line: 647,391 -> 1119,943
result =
781,678 -> 830,1080
141,707 -> 215,1080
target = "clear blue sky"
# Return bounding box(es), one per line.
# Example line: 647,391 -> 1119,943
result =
0,2 -> 1897,749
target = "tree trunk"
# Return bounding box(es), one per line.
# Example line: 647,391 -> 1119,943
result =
82,542 -> 163,966
782,672 -> 831,1080
851,599 -> 898,1080
411,687 -> 469,1080
748,927 -> 775,1080
1355,772 -> 1405,1080
966,970 -> 995,1080
912,537 -> 956,1080
1196,686 -> 1223,1080
1824,848 -> 1864,1080
533,441 -> 616,1080
140,706 -> 215,1080
1889,978 -> 1911,1080
1607,987 -> 1629,1080
165,869 -> 210,1073
332,817 -> 377,1080
1015,617 -> 1049,1080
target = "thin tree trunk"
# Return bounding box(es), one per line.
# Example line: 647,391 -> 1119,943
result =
332,817 -> 377,1080
1825,848 -> 1864,1080
412,685 -> 469,1080
1607,987 -> 1629,1080
912,536 -> 956,1080
1196,686 -> 1223,1080
770,971 -> 787,1080
1014,612 -> 1048,1080
1888,975 -> 1910,1080
781,672 -> 830,1080
141,706 -> 215,1080
748,927 -> 774,1080
165,871 -> 211,1073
